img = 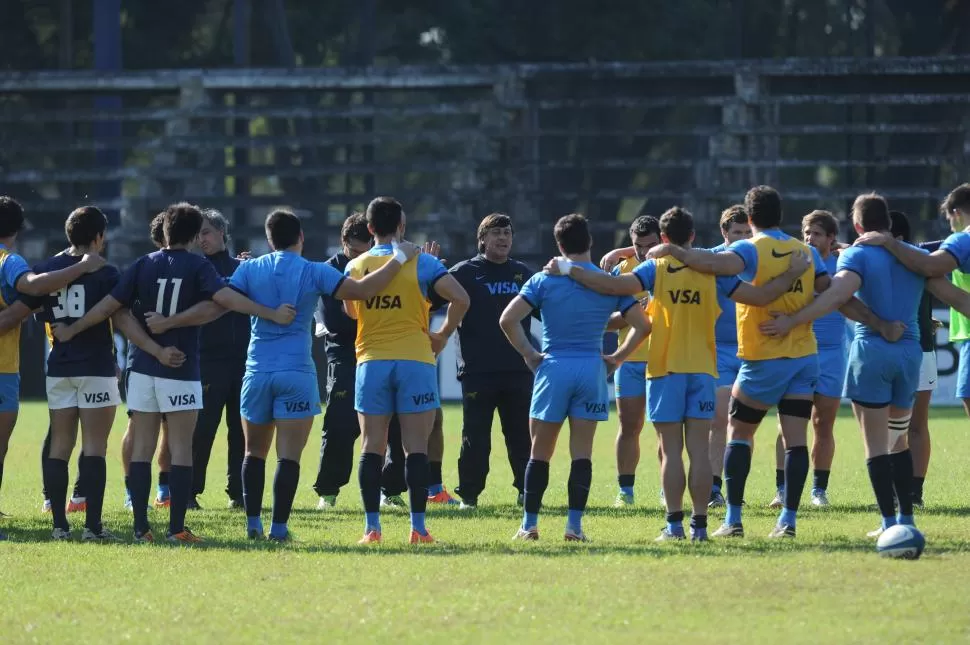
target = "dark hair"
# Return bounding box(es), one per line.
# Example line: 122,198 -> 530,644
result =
744,185 -> 783,229
554,213 -> 591,255
0,196 -> 25,238
149,213 -> 166,248
264,209 -> 302,250
659,206 -> 694,246
719,205 -> 748,232
801,210 -> 839,237
889,210 -> 912,243
629,215 -> 660,241
366,197 -> 404,237
65,206 -> 107,248
341,212 -> 371,244
477,213 -> 513,252
852,193 -> 891,233
163,202 -> 204,247
942,183 -> 970,216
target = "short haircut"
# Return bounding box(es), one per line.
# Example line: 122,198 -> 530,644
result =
477,213 -> 513,252
629,215 -> 660,240
852,193 -> 891,233
341,212 -> 371,244
366,196 -> 404,237
942,183 -> 970,215
149,213 -> 166,248
163,202 -> 204,247
554,213 -> 591,255
889,210 -> 912,243
265,209 -> 301,250
65,206 -> 108,248
659,206 -> 694,246
719,205 -> 748,232
201,208 -> 229,243
744,185 -> 783,229
0,196 -> 25,238
801,209 -> 839,237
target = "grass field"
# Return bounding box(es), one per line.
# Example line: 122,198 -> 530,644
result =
1,402 -> 970,644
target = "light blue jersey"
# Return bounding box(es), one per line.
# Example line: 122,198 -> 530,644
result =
710,243 -> 741,345
940,231 -> 970,272
813,254 -> 846,349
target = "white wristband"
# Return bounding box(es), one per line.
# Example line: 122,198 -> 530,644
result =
392,248 -> 408,265
556,258 -> 574,276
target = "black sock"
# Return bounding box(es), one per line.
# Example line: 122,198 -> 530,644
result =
44,458 -> 70,531
568,459 -> 592,512
359,452 -> 383,513
405,453 -> 429,515
690,514 -> 708,530
712,475 -> 723,490
890,450 -> 915,517
73,450 -> 86,499
723,442 -> 751,508
0,460 -> 4,494
41,431 -> 51,499
168,465 -> 192,535
912,476 -> 925,500
428,460 -> 442,487
158,470 -> 169,487
129,461 -> 152,534
666,510 -> 685,524
813,469 -> 830,492
775,468 -> 785,489
866,454 -> 896,520
618,473 -> 635,489
272,459 -> 300,526
784,446 -> 809,511
82,456 -> 106,532
523,459 -> 550,514
242,455 -> 266,519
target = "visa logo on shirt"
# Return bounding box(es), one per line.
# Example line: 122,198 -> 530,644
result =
667,289 -> 702,304
486,282 -> 520,296
364,295 -> 403,309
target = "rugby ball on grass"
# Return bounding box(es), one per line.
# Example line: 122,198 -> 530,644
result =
876,524 -> 925,560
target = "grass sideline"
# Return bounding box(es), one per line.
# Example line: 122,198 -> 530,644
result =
1,402 -> 969,644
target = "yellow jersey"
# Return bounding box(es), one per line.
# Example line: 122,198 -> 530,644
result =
0,245 -> 28,375
645,257 -> 720,378
345,249 -> 445,365
614,256 -> 650,363
735,231 -> 817,360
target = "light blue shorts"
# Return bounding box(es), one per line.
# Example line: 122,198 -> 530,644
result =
614,361 -> 647,399
845,339 -> 921,409
715,343 -> 741,389
736,355 -> 819,406
355,360 -> 439,415
647,373 -> 716,423
241,370 -> 321,424
816,346 -> 847,399
531,356 -> 609,423
957,341 -> 970,400
0,373 -> 19,412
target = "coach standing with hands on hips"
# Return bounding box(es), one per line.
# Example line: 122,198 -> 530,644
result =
436,213 -> 536,509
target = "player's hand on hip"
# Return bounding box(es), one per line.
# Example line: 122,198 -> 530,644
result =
80,253 -> 106,273
272,304 -> 297,326
646,244 -> 673,260
878,320 -> 907,343
50,322 -> 76,343
524,351 -> 546,373
144,311 -> 171,335
602,353 -> 621,376
788,249 -> 810,274
157,346 -> 186,369
853,231 -> 891,247
429,331 -> 447,356
759,311 -> 793,337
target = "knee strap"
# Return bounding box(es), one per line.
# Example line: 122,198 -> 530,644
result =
729,396 -> 767,424
778,398 -> 813,419
889,414 -> 912,453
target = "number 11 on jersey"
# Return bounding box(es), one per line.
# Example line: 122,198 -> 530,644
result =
156,278 -> 183,317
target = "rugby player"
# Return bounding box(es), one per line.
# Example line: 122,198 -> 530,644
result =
347,197 -> 470,545
503,213 -> 648,542
53,202 -> 297,543
763,193 -> 970,535
645,186 -> 900,538
311,213 -> 408,511
433,213 -> 535,509
0,196 -> 110,536
25,207 -> 185,540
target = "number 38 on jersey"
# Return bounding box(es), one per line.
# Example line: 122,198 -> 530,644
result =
52,285 -> 86,318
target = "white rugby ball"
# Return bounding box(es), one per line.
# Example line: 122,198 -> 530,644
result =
876,524 -> 925,560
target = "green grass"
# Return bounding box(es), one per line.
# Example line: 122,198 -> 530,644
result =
2,402 -> 970,644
